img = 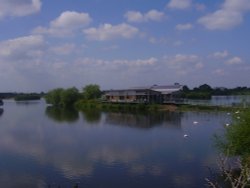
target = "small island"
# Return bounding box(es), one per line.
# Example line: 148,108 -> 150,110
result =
14,94 -> 41,101
14,94 -> 42,101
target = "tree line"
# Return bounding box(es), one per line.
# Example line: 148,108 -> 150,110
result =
180,84 -> 250,100
45,84 -> 101,107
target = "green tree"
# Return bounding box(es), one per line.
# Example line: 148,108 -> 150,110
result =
82,84 -> 101,100
60,87 -> 80,107
45,88 -> 64,106
182,85 -> 190,92
198,84 -> 213,92
45,87 -> 79,107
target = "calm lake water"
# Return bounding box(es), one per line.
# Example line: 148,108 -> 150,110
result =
185,95 -> 250,107
0,100 -> 231,188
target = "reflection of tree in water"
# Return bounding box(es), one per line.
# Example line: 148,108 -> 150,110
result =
45,106 -> 79,123
15,101 -> 40,105
0,108 -> 3,117
81,109 -> 101,124
105,111 -> 182,129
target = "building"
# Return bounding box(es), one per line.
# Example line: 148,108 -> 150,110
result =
103,83 -> 183,104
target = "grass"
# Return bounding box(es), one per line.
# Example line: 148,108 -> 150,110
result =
74,100 -> 161,112
75,100 -> 245,113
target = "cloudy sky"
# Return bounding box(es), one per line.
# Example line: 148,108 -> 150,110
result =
0,0 -> 250,92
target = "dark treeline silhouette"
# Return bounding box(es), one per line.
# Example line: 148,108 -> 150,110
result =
180,84 -> 250,99
0,92 -> 44,99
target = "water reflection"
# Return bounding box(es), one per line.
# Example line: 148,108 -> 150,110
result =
81,109 -> 101,124
105,111 -> 182,129
0,101 -> 230,188
0,108 -> 3,117
15,100 -> 41,105
45,106 -> 79,123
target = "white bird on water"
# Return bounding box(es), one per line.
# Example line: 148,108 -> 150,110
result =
183,134 -> 189,138
193,121 -> 198,124
225,123 -> 230,127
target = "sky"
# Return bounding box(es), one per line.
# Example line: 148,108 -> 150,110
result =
0,0 -> 250,92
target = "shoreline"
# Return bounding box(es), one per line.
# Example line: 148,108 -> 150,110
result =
75,100 -> 245,112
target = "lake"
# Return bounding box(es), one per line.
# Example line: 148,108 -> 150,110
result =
184,95 -> 250,107
0,100 -> 231,188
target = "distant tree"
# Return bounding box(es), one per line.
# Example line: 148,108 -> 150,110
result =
45,88 -> 64,106
60,87 -> 80,107
45,87 -> 79,107
182,85 -> 190,92
198,84 -> 213,92
82,84 -> 101,100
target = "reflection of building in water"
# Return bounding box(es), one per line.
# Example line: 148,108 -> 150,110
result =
105,111 -> 182,129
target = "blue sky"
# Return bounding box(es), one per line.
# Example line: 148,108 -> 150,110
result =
0,0 -> 250,92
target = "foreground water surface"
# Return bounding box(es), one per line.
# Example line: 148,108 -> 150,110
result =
0,100 -> 231,188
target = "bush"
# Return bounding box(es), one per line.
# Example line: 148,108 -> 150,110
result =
45,87 -> 80,107
215,109 -> 250,160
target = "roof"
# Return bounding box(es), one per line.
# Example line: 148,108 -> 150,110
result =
130,84 -> 183,94
150,84 -> 183,94
104,84 -> 183,95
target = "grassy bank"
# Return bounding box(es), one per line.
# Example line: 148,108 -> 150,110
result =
75,100 -> 161,112
74,100 -> 243,112
207,108 -> 250,187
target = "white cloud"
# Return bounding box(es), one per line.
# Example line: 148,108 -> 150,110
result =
83,23 -> 139,41
213,69 -> 226,76
195,3 -> 206,11
116,57 -> 158,66
124,9 -> 165,23
33,11 -> 92,36
223,0 -> 250,11
145,10 -> 165,21
166,54 -> 199,65
167,0 -> 192,9
148,37 -> 168,44
173,40 -> 183,46
198,10 -> 242,30
164,54 -> 203,75
125,11 -> 144,23
102,45 -> 119,51
0,35 -> 44,61
198,0 -> 250,30
0,35 -> 48,91
0,0 -> 41,19
175,23 -> 193,30
212,50 -> 229,58
50,43 -> 76,55
195,62 -> 204,69
76,57 -> 157,67
225,56 -> 243,65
